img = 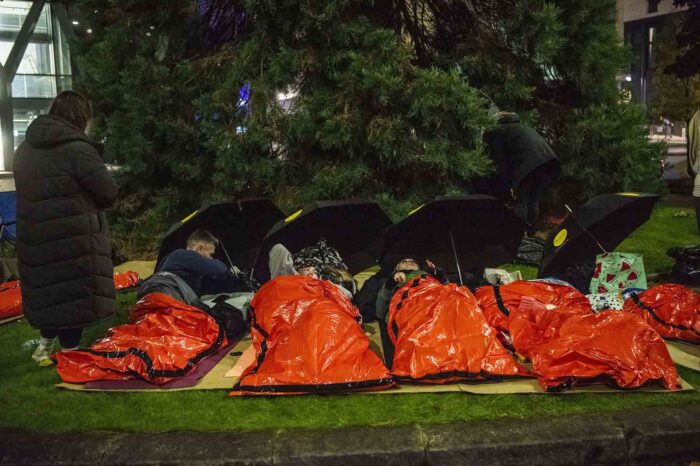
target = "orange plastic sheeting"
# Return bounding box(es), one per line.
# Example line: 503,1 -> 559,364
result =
114,271 -> 141,290
388,275 -> 526,384
0,281 -> 22,319
475,280 -> 591,333
55,293 -> 226,385
510,297 -> 681,391
231,275 -> 393,395
622,284 -> 700,344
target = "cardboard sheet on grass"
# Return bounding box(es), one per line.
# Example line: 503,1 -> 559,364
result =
57,323 -> 694,394
0,314 -> 22,326
56,334 -> 251,392
114,260 -> 157,280
359,322 -> 693,395
666,341 -> 700,372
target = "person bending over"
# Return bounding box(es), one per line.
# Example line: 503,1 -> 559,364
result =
481,110 -> 561,235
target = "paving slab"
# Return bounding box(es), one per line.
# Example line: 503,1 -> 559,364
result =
1,406 -> 699,465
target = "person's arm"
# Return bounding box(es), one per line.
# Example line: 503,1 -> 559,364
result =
269,243 -> 297,278
174,250 -> 229,277
425,260 -> 448,284
72,143 -> 118,209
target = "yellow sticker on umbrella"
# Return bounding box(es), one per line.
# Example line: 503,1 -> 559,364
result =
408,204 -> 425,216
285,209 -> 303,223
617,192 -> 641,197
181,210 -> 199,223
553,229 -> 568,247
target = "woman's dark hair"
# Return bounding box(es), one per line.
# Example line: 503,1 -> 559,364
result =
48,90 -> 93,132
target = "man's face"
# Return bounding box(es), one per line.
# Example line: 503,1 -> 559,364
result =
397,258 -> 419,271
298,266 -> 319,279
191,242 -> 216,258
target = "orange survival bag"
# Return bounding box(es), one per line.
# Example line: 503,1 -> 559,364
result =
622,284 -> 700,344
231,275 -> 394,395
387,275 -> 526,383
510,297 -> 680,391
55,292 -> 226,384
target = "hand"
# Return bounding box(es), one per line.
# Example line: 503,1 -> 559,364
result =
425,259 -> 437,273
393,272 -> 407,284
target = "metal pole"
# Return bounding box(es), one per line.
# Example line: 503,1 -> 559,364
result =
0,76 -> 13,172
0,0 -> 47,172
448,229 -> 464,286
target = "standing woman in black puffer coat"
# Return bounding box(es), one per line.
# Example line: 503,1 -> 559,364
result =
13,91 -> 118,366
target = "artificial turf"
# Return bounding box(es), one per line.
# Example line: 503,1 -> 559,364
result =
0,205 -> 697,434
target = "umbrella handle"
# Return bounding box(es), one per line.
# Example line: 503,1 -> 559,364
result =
448,229 -> 464,286
564,205 -> 607,255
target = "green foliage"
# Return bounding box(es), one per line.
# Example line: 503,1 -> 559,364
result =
554,104 -> 666,201
650,16 -> 700,123
198,4 -> 492,211
72,0 -> 665,256
74,1 -> 217,255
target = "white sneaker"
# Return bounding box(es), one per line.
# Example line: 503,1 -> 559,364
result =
31,340 -> 55,367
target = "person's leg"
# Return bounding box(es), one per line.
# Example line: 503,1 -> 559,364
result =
57,328 -> 83,350
377,319 -> 394,370
514,176 -> 537,234
525,182 -> 546,235
32,329 -> 58,366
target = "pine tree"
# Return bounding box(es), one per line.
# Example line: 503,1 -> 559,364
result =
73,0 -> 667,253
73,1 -> 218,255
197,1 -> 492,215
650,12 -> 700,123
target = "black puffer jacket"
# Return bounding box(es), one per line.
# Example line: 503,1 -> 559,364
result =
483,113 -> 560,192
13,115 -> 118,329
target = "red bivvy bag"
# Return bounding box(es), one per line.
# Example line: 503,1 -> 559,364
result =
55,293 -> 226,384
622,284 -> 700,344
113,271 -> 141,290
475,280 -> 591,334
0,280 -> 22,320
231,275 -> 394,395
387,275 -> 526,383
1,272 -> 141,322
509,297 -> 680,391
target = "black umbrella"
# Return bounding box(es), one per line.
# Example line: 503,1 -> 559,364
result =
538,192 -> 661,279
157,198 -> 285,271
380,195 -> 528,285
255,199 -> 392,279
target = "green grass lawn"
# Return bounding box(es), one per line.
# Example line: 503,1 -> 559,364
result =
0,204 -> 698,434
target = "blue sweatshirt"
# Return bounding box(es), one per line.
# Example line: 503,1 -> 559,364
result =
157,249 -> 230,296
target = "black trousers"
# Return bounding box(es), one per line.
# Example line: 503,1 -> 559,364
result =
514,162 -> 560,235
40,328 -> 83,348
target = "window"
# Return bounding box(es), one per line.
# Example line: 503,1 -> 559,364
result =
648,0 -> 660,14
0,1 -> 73,169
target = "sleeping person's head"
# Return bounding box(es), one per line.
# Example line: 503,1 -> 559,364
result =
394,257 -> 420,272
297,265 -> 319,279
186,229 -> 218,258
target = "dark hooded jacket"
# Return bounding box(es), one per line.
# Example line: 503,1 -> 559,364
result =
482,113 -> 560,193
13,115 -> 118,329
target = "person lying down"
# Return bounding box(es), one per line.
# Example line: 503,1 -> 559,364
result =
268,243 -> 354,299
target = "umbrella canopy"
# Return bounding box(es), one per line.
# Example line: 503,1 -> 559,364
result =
157,198 -> 285,271
538,192 -> 660,279
380,195 -> 527,281
255,199 -> 392,278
